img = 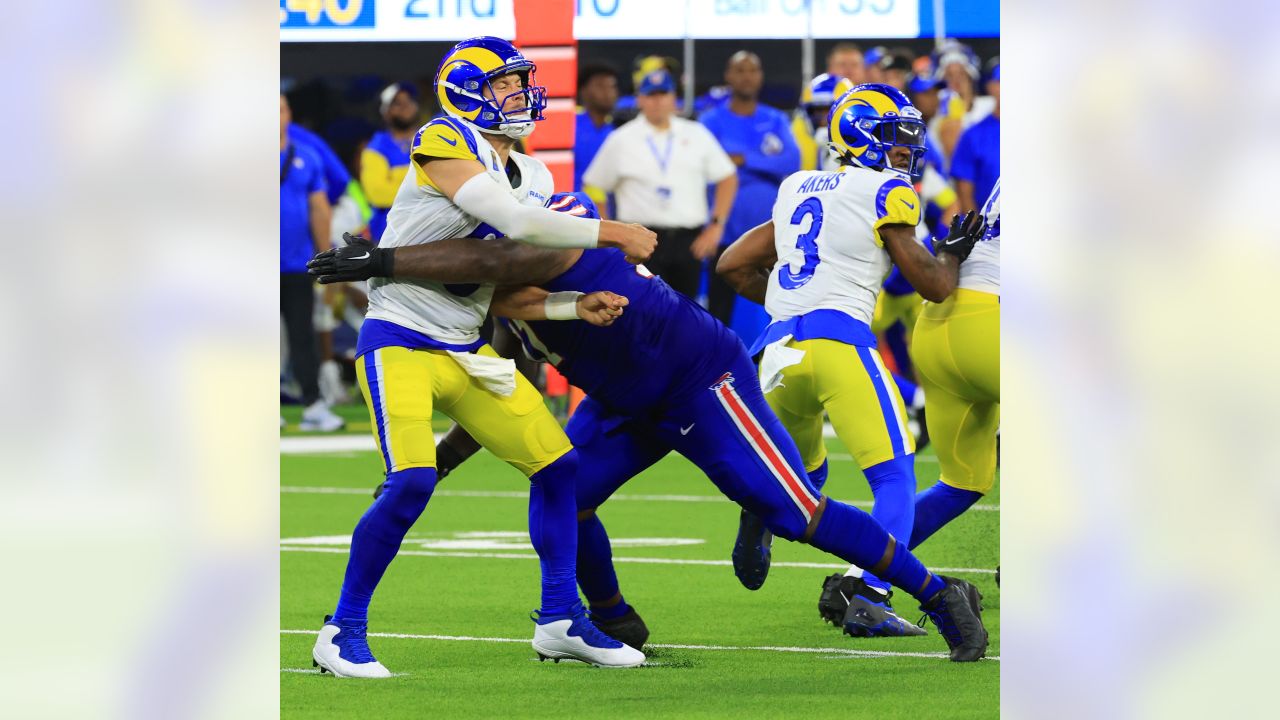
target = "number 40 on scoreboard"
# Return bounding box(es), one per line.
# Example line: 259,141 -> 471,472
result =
280,0 -> 376,28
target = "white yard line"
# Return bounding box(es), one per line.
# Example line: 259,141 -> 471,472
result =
279,545 -> 996,575
280,485 -> 998,512
281,429 -> 941,463
280,629 -> 997,662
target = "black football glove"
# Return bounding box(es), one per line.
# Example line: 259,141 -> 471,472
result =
932,210 -> 988,263
307,233 -> 395,284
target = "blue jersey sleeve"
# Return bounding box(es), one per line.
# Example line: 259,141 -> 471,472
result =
950,127 -> 978,183
289,124 -> 349,204
738,111 -> 801,183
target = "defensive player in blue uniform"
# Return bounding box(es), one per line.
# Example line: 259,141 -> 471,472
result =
309,193 -> 991,662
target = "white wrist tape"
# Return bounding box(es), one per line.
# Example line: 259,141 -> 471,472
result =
544,291 -> 583,321
453,173 -> 600,249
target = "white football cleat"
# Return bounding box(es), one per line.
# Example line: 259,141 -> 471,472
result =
299,399 -> 344,432
312,616 -> 392,678
531,604 -> 645,668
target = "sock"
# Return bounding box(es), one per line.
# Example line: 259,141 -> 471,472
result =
528,451 -> 581,616
807,459 -> 830,493
333,466 -> 438,623
892,372 -> 922,409
860,456 -> 917,593
885,323 -> 913,381
808,498 -> 943,603
577,512 -> 628,617
909,480 -> 983,549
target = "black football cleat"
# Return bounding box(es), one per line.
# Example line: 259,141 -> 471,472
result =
818,573 -> 853,625
840,579 -> 928,638
918,576 -> 989,662
732,509 -> 773,590
590,606 -> 650,651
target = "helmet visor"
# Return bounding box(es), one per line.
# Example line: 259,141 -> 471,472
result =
873,118 -> 927,149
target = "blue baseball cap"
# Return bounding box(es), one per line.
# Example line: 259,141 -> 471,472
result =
906,73 -> 942,94
637,69 -> 676,95
379,82 -> 419,114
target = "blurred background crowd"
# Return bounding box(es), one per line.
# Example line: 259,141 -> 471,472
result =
281,37 -> 999,431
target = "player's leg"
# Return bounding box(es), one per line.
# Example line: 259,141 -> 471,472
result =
565,396 -> 671,649
662,358 -> 986,659
313,346 -> 443,678
729,344 -> 827,590
445,346 -> 643,667
370,318 -> 537,498
908,290 -> 1001,547
808,339 -> 918,598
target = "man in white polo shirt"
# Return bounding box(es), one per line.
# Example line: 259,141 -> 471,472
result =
583,69 -> 738,301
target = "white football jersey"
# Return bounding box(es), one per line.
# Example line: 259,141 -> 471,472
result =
366,117 -> 553,345
958,177 -> 999,295
765,166 -> 923,326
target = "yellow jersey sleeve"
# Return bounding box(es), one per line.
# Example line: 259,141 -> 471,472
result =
791,114 -> 817,172
871,178 -> 922,247
359,148 -> 407,208
410,118 -> 483,190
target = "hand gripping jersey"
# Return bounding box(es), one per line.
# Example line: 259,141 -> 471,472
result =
958,177 -> 999,295
507,249 -> 743,417
364,117 -> 553,349
764,166 -> 922,329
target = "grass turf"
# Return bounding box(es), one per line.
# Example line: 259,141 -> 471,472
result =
281,410 -> 999,719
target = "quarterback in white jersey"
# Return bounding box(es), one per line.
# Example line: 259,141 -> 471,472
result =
310,36 -> 655,679
718,84 -> 988,637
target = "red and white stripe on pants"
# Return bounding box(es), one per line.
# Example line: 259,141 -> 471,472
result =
713,380 -> 819,522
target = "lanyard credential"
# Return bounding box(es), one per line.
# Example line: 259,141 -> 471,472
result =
646,133 -> 674,176
646,132 -> 674,203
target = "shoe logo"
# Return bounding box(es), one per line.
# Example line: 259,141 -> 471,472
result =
900,198 -> 916,210
680,423 -> 695,435
349,251 -> 370,260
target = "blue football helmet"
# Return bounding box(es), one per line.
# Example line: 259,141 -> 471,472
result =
800,73 -> 840,127
434,36 -> 547,139
827,83 -> 927,180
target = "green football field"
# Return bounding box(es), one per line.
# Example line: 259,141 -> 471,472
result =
281,405 -> 1000,719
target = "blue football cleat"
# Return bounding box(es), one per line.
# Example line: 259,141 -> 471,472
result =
532,603 -> 645,667
312,615 -> 392,678
918,576 -> 989,662
732,509 -> 773,590
840,578 -> 927,638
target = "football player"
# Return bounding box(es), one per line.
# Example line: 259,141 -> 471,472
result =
309,191 -> 991,663
715,84 -> 987,638
908,178 -> 1000,547
309,36 -> 656,678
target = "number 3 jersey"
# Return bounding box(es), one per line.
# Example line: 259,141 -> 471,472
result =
363,117 -> 554,352
764,166 -> 922,328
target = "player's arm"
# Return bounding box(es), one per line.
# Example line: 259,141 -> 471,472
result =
955,179 -> 977,214
308,233 -> 576,286
307,189 -> 331,255
881,210 -> 987,302
419,155 -> 655,262
716,220 -> 777,305
491,286 -> 628,327
880,224 -> 957,302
